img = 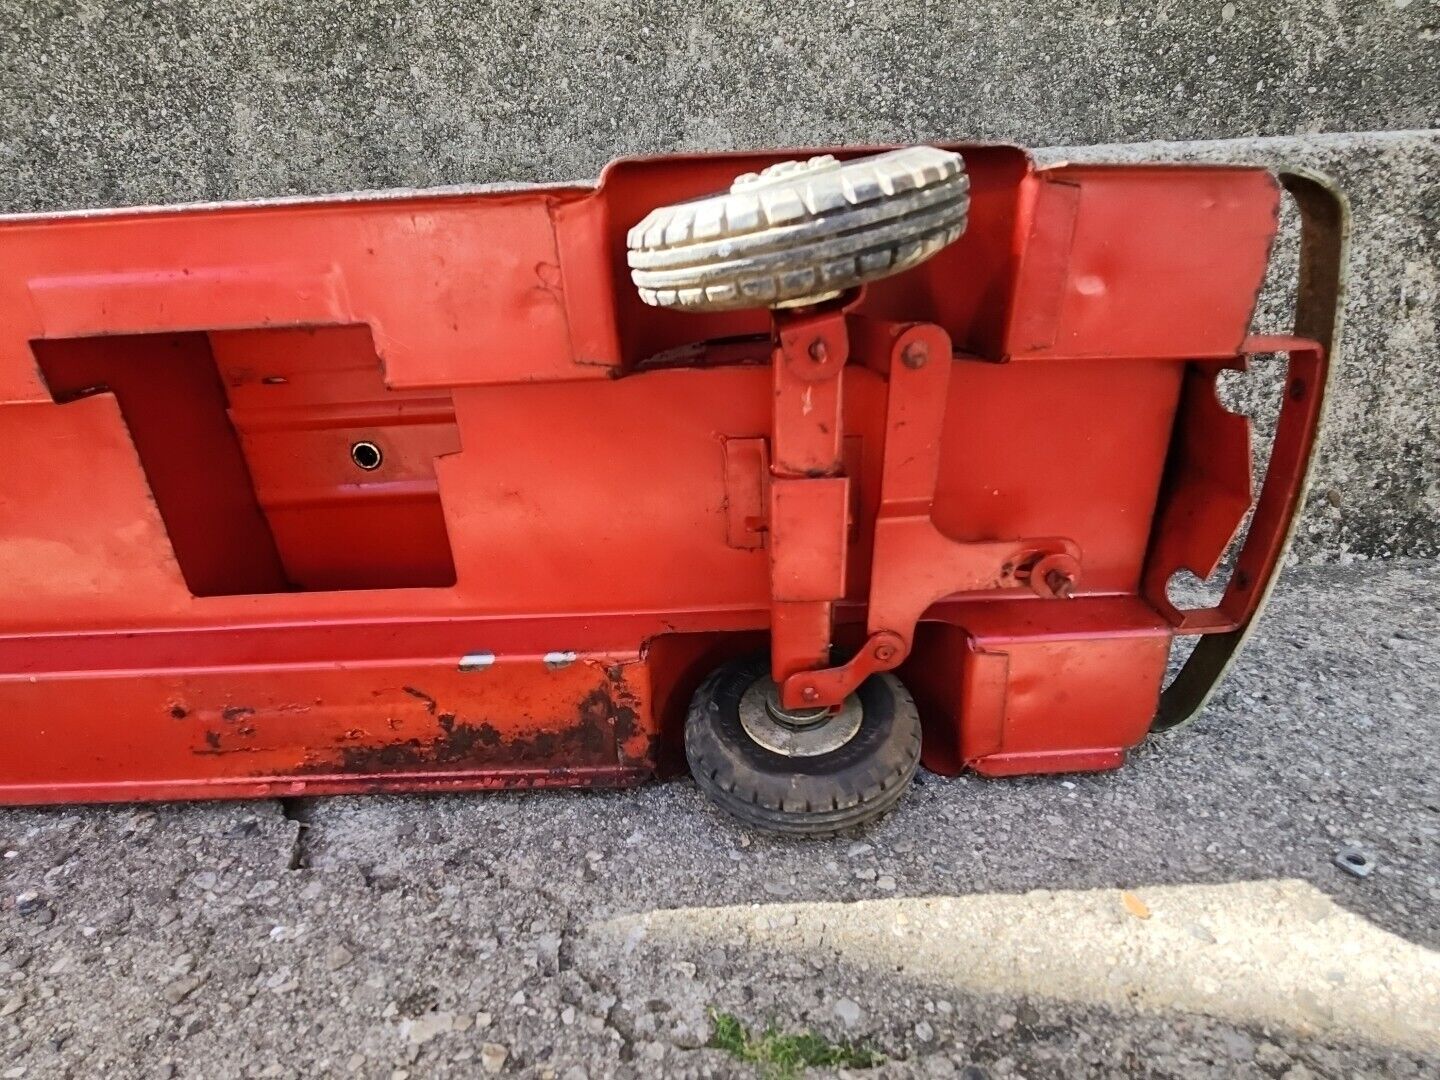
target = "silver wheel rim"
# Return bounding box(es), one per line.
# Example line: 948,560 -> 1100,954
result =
737,675 -> 863,757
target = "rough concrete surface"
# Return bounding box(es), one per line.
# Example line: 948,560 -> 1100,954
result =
3,561 -> 1438,1078
1,1 -> 1436,211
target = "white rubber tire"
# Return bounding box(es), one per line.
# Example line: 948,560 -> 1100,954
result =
626,146 -> 969,313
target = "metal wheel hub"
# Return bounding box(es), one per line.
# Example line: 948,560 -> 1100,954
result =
738,675 -> 863,757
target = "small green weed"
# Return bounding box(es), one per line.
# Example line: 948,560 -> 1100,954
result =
710,1010 -> 882,1079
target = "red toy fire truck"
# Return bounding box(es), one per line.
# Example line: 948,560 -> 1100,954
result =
0,145 -> 1343,833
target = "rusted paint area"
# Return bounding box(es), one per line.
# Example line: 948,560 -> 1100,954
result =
173,652 -> 657,779
602,660 -> 653,768
326,706 -> 618,774
326,666 -> 644,775
322,764 -> 653,797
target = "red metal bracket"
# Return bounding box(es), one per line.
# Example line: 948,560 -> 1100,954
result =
1144,333 -> 1328,634
722,438 -> 770,549
1152,168 -> 1345,732
776,318 -> 1081,709
767,307 -> 852,687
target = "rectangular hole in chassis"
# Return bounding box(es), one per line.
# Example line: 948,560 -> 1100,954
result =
33,325 -> 459,596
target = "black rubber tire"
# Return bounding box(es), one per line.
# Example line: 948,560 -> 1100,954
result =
684,654 -> 921,836
626,146 -> 969,312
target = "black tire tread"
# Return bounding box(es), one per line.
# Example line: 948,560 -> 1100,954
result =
684,657 -> 921,837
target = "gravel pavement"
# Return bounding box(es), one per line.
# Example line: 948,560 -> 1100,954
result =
2,561 -> 1438,1079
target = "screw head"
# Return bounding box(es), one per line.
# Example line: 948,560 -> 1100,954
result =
874,643 -> 896,663
808,339 -> 829,364
901,341 -> 928,369
1044,569 -> 1075,599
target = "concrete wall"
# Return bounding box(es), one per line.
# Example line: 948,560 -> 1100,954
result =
1,1 -> 1435,207
1,1 -> 1436,561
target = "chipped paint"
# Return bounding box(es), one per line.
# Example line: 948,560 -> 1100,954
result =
299,681 -> 640,775
543,650 -> 578,670
458,651 -> 496,672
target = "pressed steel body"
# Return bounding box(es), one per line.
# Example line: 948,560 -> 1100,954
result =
0,146 -> 1334,804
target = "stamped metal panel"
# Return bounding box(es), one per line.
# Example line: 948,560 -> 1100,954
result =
0,184 -> 616,403
1005,165 -> 1280,361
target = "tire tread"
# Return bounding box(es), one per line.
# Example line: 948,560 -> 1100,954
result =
627,147 -> 969,312
685,658 -> 921,837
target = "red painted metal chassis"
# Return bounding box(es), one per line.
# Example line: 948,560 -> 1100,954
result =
0,145 -> 1343,805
